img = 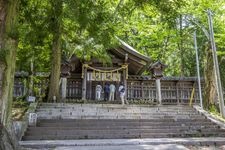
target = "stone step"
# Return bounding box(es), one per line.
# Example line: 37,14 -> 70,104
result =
19,137 -> 225,148
27,124 -> 220,131
36,105 -> 195,109
36,109 -> 201,114
22,104 -> 225,142
37,121 -> 214,127
36,111 -> 201,116
25,128 -> 224,136
37,104 -> 194,111
22,131 -> 225,141
36,112 -> 200,117
38,118 -> 209,123
37,115 -> 206,120
35,121 -> 217,128
38,103 -> 193,107
36,109 -> 195,112
36,109 -> 198,114
35,104 -> 199,120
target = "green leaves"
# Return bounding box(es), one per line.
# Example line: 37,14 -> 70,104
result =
16,0 -> 225,88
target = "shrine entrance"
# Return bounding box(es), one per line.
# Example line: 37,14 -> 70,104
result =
86,81 -> 120,100
83,64 -> 128,100
62,39 -> 154,101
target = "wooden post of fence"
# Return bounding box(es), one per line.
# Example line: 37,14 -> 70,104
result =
141,82 -> 144,99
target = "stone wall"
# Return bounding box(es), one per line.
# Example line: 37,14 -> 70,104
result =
12,102 -> 37,140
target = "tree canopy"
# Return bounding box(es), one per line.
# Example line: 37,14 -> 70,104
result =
14,0 -> 225,89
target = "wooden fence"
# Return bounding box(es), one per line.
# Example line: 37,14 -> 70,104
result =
66,78 -> 82,99
13,75 -> 202,104
127,79 -> 201,104
13,76 -> 49,99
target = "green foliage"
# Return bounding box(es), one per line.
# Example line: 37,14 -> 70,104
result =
33,76 -> 48,99
62,0 -> 118,62
209,104 -> 219,114
12,97 -> 29,108
17,0 -> 51,72
15,0 -> 225,89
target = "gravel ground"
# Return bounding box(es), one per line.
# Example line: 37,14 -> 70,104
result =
22,145 -> 225,150
187,146 -> 225,150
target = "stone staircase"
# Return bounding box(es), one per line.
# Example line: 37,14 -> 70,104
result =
21,103 -> 225,141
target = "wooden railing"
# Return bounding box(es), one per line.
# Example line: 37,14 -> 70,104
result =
66,78 -> 82,99
13,76 -> 49,99
14,77 -> 27,97
13,75 -> 202,104
127,80 -> 201,104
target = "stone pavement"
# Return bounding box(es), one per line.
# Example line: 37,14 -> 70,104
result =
20,138 -> 225,149
53,144 -> 189,150
24,144 -> 225,150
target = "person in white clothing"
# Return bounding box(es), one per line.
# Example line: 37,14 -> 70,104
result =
95,84 -> 102,100
119,83 -> 128,105
109,83 -> 116,101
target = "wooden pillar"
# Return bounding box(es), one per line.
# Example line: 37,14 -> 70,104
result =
61,77 -> 67,102
176,81 -> 179,104
141,82 -> 144,99
89,81 -> 92,100
156,78 -> 162,105
123,68 -> 127,100
82,67 -> 87,100
131,82 -> 134,100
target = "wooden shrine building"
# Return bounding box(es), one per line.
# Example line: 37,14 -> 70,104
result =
61,39 -> 152,101
59,39 -> 201,104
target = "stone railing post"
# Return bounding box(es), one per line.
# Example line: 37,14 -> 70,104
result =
61,77 -> 67,101
155,78 -> 162,105
82,65 -> 87,100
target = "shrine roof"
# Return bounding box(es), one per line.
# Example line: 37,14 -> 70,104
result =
68,38 -> 151,75
117,37 -> 151,62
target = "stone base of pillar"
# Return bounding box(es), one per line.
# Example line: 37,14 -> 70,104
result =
156,79 -> 162,105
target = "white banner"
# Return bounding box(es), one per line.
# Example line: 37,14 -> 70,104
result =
87,72 -> 121,81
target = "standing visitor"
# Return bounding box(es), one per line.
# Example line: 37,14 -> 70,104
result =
96,83 -> 102,100
104,83 -> 110,101
109,83 -> 116,101
119,83 -> 128,105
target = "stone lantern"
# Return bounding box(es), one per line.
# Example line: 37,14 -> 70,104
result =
149,61 -> 167,105
149,61 -> 167,79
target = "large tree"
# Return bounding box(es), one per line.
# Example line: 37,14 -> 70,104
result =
0,0 -> 20,128
183,0 -> 225,110
0,0 -> 20,149
47,0 -> 62,102
47,0 -> 118,101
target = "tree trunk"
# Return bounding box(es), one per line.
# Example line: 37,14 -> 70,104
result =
0,0 -> 19,127
203,42 -> 217,110
0,0 -> 20,149
47,0 -> 62,102
1,39 -> 17,127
